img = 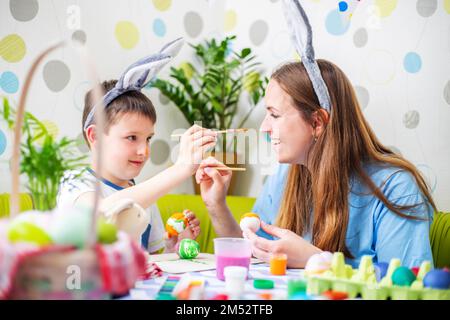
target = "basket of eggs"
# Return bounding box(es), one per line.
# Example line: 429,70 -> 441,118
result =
0,41 -> 147,300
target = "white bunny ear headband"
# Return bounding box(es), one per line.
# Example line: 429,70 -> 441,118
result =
282,0 -> 332,112
83,37 -> 184,130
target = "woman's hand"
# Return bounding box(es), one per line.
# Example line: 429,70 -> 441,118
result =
175,125 -> 217,175
243,221 -> 322,268
179,209 -> 201,240
195,157 -> 232,209
165,210 -> 201,252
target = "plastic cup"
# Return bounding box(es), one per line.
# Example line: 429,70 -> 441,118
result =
214,238 -> 251,281
224,266 -> 248,298
270,253 -> 287,275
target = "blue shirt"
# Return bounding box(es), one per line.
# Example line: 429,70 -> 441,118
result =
252,162 -> 434,268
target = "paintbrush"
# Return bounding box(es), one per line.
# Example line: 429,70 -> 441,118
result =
171,128 -> 249,138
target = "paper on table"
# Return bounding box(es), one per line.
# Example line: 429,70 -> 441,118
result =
149,253 -> 263,274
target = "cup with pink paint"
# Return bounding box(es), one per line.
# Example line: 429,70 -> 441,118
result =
214,238 -> 252,281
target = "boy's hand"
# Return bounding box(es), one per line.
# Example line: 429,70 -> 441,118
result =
175,125 -> 217,175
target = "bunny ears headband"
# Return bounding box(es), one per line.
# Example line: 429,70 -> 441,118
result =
83,37 -> 184,130
282,0 -> 332,112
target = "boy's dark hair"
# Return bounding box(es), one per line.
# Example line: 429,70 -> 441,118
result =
82,80 -> 157,146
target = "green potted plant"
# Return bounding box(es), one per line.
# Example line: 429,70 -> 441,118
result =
150,36 -> 267,194
1,97 -> 88,211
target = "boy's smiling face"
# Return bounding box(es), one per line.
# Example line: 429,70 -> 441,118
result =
101,112 -> 154,186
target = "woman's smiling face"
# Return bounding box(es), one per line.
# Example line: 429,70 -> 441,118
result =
260,79 -> 315,165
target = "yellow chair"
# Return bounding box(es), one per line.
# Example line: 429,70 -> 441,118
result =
0,193 -> 34,218
156,194 -> 256,253
430,212 -> 450,268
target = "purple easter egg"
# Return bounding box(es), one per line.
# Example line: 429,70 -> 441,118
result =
423,270 -> 450,290
374,262 -> 389,282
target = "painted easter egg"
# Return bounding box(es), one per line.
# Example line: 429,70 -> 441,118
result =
8,221 -> 53,246
374,262 -> 389,282
305,251 -> 333,275
177,238 -> 200,259
423,270 -> 450,290
392,266 -> 416,286
411,266 -> 420,277
49,206 -> 92,249
166,212 -> 188,237
239,213 -> 261,233
97,216 -> 118,244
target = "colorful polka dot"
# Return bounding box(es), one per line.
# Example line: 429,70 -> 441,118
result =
416,0 -> 437,18
403,110 -> 420,129
353,28 -> 368,48
115,21 -> 139,49
0,34 -> 26,63
153,18 -> 166,37
36,120 -> 59,145
445,0 -> 450,14
375,0 -> 398,18
249,20 -> 269,46
42,120 -> 59,138
403,52 -> 422,73
179,62 -> 194,80
443,80 -> 450,105
183,12 -> 203,38
152,0 -> 171,12
150,139 -> 170,165
159,91 -> 170,105
338,1 -> 349,12
0,129 -> 6,156
224,10 -> 237,32
0,71 -> 19,94
10,0 -> 39,22
243,72 -> 261,92
354,85 -> 370,110
72,30 -> 87,45
43,60 -> 71,92
76,133 -> 90,153
325,9 -> 350,36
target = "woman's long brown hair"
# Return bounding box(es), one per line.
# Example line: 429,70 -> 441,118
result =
273,60 -> 437,258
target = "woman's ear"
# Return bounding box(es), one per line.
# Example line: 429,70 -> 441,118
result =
85,125 -> 96,147
312,109 -> 329,136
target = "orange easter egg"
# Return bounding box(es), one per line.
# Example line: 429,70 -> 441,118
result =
166,212 -> 188,237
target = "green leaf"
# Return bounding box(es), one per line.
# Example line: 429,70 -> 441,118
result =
240,48 -> 251,58
211,99 -> 224,113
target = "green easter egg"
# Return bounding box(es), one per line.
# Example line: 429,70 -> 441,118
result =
177,238 -> 200,259
97,217 -> 118,244
391,266 -> 416,287
50,207 -> 92,249
8,221 -> 53,246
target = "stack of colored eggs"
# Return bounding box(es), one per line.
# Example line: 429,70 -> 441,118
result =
304,252 -> 450,300
7,206 -> 118,248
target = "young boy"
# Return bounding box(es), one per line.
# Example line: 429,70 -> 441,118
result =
57,79 -> 217,253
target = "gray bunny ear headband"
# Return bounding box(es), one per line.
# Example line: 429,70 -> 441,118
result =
83,37 -> 184,130
282,0 -> 332,112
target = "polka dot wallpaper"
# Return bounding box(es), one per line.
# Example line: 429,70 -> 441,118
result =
0,0 -> 449,210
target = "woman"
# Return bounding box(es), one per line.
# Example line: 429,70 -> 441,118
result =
195,60 -> 436,268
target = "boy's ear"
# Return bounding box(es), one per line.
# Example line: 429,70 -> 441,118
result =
85,125 -> 96,147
